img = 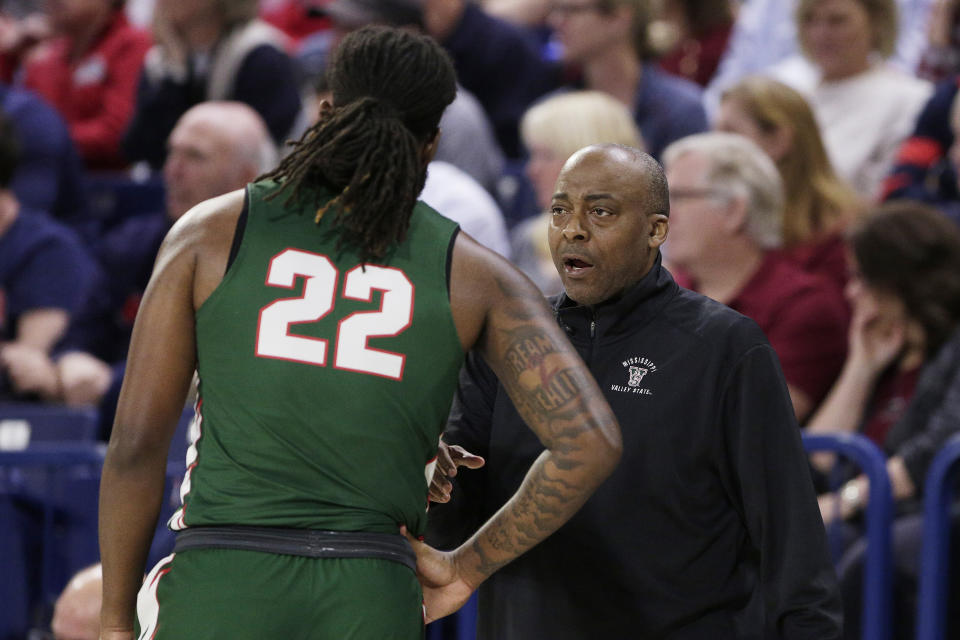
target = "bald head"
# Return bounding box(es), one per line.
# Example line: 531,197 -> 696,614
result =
163,101 -> 278,220
549,143 -> 670,306
563,144 -> 669,216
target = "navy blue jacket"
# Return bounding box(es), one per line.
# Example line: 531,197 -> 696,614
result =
0,85 -> 89,235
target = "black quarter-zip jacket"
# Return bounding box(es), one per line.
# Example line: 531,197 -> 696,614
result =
427,258 -> 842,639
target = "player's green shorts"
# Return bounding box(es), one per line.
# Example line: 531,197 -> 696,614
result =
135,549 -> 424,639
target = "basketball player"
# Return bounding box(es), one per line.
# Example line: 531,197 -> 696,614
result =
98,25 -> 621,640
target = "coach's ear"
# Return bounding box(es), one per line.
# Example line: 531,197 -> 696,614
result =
420,128 -> 441,167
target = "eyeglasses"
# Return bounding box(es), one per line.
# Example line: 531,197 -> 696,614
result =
550,1 -> 604,17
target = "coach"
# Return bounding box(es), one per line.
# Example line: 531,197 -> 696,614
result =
427,143 -> 842,638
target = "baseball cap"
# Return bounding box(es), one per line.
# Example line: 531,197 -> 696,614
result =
310,0 -> 424,28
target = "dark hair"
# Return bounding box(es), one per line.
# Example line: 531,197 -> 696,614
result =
595,0 -> 657,60
849,201 -> 960,358
670,0 -> 734,35
261,25 -> 457,261
0,112 -> 20,189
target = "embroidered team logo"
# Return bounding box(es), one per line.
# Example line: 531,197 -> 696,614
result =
627,366 -> 648,387
612,356 -> 657,396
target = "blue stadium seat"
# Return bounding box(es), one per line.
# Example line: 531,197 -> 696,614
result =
916,433 -> 960,640
803,433 -> 893,640
0,405 -> 193,638
0,444 -> 105,639
82,170 -> 165,231
0,403 -> 98,447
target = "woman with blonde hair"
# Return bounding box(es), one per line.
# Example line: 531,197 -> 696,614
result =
788,0 -> 931,199
715,75 -> 862,290
512,90 -> 644,295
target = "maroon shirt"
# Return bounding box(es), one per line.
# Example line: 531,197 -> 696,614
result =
659,22 -> 734,87
862,365 -> 921,448
677,252 -> 850,408
776,232 -> 849,297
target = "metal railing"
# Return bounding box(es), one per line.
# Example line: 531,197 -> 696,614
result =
803,433 -> 893,640
915,433 -> 960,640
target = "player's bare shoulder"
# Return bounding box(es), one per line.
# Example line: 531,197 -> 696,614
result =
155,188 -> 248,309
448,231 -> 549,352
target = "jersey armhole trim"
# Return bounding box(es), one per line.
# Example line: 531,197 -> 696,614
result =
226,189 -> 250,276
446,227 -> 460,301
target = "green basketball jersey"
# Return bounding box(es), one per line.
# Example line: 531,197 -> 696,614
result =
170,180 -> 464,536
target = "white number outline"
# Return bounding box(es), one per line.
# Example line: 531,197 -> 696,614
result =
255,249 -> 338,366
255,250 -> 414,380
335,264 -> 414,380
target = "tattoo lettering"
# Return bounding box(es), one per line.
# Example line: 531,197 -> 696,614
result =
502,328 -> 582,415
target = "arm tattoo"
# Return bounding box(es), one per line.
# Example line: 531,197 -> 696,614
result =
463,273 -> 619,582
497,325 -> 601,448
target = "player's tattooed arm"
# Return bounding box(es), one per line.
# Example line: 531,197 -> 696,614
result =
456,270 -> 622,584
417,232 -> 620,621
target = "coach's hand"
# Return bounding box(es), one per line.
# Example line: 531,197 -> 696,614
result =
428,441 -> 485,503
402,527 -> 476,623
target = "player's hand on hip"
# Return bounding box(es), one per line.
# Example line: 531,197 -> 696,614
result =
429,442 -> 485,503
401,526 -> 476,622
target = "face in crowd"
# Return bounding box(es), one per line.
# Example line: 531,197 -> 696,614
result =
162,105 -> 264,221
662,150 -> 738,269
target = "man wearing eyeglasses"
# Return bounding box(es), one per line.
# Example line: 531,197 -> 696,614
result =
662,132 -> 849,423
422,0 -> 707,159
427,143 -> 842,639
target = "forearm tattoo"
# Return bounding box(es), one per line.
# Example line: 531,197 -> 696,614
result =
498,324 -> 602,448
464,277 -> 617,580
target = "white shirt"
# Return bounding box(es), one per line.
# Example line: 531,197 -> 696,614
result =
420,161 -> 511,258
790,64 -> 932,200
705,0 -> 934,117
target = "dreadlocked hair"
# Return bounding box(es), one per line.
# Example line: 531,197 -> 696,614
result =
261,25 -> 457,262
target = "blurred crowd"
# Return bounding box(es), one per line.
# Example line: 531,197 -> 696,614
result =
2,0 -> 960,638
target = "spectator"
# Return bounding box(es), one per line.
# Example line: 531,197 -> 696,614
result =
882,75 -> 960,225
663,132 -> 849,421
0,81 -> 90,236
314,0 -> 506,195
423,0 -> 707,158
657,0 -> 735,87
0,112 -> 104,401
123,0 -> 307,169
807,201 -> 960,456
58,101 -> 277,412
511,90 -> 644,295
50,564 -> 102,640
0,3 -> 49,81
785,0 -> 932,200
705,0 -> 934,114
806,201 -> 960,639
419,160 -> 511,257
260,0 -> 331,44
916,0 -> 960,81
15,0 -> 151,169
714,75 -> 863,291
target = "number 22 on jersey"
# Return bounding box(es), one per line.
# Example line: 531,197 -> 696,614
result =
255,248 -> 414,380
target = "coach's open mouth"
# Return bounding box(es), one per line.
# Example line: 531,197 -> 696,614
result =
563,257 -> 594,276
